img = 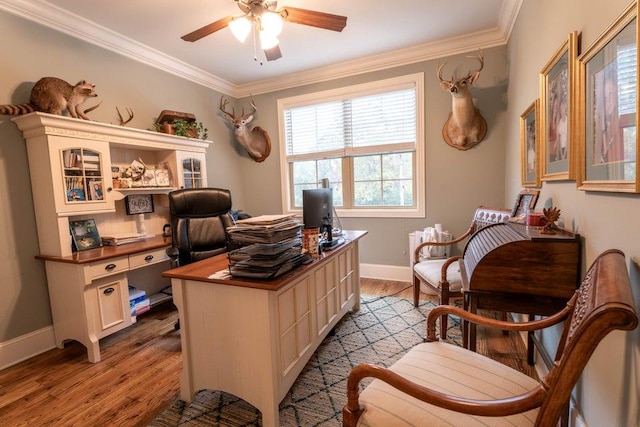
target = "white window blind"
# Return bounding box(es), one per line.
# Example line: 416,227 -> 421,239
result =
284,88 -> 416,159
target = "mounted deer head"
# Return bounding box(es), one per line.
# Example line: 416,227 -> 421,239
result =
219,96 -> 271,162
437,50 -> 488,150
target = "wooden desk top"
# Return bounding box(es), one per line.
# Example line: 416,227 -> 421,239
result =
36,235 -> 172,264
162,230 -> 367,292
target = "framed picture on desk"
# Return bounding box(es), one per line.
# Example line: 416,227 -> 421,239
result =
510,189 -> 540,221
69,219 -> 102,251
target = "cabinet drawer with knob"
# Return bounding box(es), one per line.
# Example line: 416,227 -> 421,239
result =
129,247 -> 169,270
84,256 -> 129,283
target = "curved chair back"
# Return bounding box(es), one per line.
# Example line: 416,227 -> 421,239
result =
168,188 -> 234,266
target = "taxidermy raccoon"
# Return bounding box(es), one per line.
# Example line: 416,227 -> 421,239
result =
0,77 -> 98,120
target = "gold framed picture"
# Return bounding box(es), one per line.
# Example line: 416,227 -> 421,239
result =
577,2 -> 639,192
540,31 -> 579,181
520,99 -> 541,188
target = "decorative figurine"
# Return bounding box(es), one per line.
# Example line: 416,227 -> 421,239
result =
541,206 -> 561,235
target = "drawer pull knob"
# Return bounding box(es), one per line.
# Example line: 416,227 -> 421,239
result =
105,263 -> 117,271
103,287 -> 115,295
144,255 -> 154,262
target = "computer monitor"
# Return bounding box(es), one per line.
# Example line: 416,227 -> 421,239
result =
302,188 -> 342,249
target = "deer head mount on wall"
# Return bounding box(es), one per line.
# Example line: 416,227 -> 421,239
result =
438,50 -> 488,150
220,96 -> 271,162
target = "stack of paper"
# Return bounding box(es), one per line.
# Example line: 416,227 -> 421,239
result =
102,232 -> 148,246
226,215 -> 306,279
129,286 -> 150,317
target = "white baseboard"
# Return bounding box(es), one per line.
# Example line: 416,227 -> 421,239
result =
0,326 -> 56,371
360,263 -> 412,283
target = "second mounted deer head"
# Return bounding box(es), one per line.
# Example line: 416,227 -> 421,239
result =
437,50 -> 488,150
219,96 -> 271,162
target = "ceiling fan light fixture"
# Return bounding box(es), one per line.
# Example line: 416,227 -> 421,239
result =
260,11 -> 283,37
229,16 -> 251,42
259,31 -> 279,49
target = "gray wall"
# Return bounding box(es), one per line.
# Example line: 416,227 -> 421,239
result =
238,49 -> 509,266
506,1 -> 640,425
0,10 -> 246,342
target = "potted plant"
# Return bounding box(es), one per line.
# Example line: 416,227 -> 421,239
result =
152,120 -> 208,140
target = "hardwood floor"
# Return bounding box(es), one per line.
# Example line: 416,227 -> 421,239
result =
0,279 -> 536,426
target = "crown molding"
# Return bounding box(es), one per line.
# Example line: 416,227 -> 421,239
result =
0,0 -> 522,98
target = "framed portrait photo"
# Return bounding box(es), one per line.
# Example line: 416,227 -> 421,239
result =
540,31 -> 579,181
520,99 -> 541,187
577,2 -> 639,193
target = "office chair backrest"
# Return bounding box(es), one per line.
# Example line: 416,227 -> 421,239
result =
169,188 -> 234,266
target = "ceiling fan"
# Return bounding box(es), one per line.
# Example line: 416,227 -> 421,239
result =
181,0 -> 347,62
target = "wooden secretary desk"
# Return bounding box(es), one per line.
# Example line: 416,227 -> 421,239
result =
460,222 -> 581,363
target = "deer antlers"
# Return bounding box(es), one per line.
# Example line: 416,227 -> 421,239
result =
219,95 -> 257,121
116,107 -> 134,126
437,50 -> 484,84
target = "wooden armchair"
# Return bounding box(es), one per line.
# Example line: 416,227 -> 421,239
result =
344,249 -> 638,426
413,206 -> 511,338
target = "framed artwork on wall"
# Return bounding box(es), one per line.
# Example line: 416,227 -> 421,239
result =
540,31 -> 579,181
520,99 -> 541,187
125,194 -> 155,215
577,2 -> 639,193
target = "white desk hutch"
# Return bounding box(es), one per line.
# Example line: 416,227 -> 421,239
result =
13,112 -> 211,362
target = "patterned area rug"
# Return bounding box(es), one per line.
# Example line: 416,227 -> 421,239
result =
149,295 -> 461,427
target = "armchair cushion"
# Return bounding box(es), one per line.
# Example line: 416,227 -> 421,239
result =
357,342 -> 539,426
413,259 -> 463,292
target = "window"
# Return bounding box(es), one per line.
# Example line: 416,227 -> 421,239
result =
278,73 -> 424,218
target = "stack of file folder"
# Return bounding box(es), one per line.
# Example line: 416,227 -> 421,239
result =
226,214 -> 306,279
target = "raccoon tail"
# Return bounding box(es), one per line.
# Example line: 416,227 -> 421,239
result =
0,104 -> 36,115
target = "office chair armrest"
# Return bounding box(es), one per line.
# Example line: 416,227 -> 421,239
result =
166,246 -> 180,268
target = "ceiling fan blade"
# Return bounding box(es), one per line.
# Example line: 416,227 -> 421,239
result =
280,6 -> 347,32
181,16 -> 233,42
264,45 -> 282,61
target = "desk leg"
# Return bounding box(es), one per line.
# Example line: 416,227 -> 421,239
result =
462,295 -> 469,349
469,296 -> 477,352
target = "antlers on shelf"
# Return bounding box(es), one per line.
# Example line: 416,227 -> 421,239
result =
116,107 -> 134,126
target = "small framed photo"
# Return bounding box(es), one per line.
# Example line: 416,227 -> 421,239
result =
520,99 -> 541,187
125,194 -> 154,215
510,189 -> 540,221
154,167 -> 171,186
142,167 -> 157,187
69,219 -> 102,251
577,3 -> 639,192
540,31 -> 578,181
89,179 -> 104,201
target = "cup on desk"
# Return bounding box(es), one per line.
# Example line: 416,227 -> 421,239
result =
527,211 -> 545,227
303,227 -> 320,256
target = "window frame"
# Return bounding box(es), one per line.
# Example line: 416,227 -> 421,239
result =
277,73 -> 425,219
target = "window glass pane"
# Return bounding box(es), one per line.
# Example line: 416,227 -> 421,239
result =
292,160 -> 317,185
354,181 -> 382,206
318,158 -> 343,206
382,152 -> 413,180
353,155 -> 381,181
383,180 -> 413,206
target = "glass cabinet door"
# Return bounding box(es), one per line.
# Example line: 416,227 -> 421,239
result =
62,148 -> 105,202
182,158 -> 203,188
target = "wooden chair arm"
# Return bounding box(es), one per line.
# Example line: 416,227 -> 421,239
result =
343,363 -> 546,422
439,255 -> 461,282
424,294 -> 577,342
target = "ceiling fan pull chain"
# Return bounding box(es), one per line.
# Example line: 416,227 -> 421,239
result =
252,25 -> 263,65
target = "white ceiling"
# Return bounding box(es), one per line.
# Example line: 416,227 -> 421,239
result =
0,0 -> 522,97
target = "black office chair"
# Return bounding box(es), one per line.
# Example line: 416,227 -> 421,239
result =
165,188 -> 235,329
166,188 -> 235,268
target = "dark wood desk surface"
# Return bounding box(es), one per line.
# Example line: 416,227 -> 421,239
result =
162,230 -> 368,292
36,235 -> 172,264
